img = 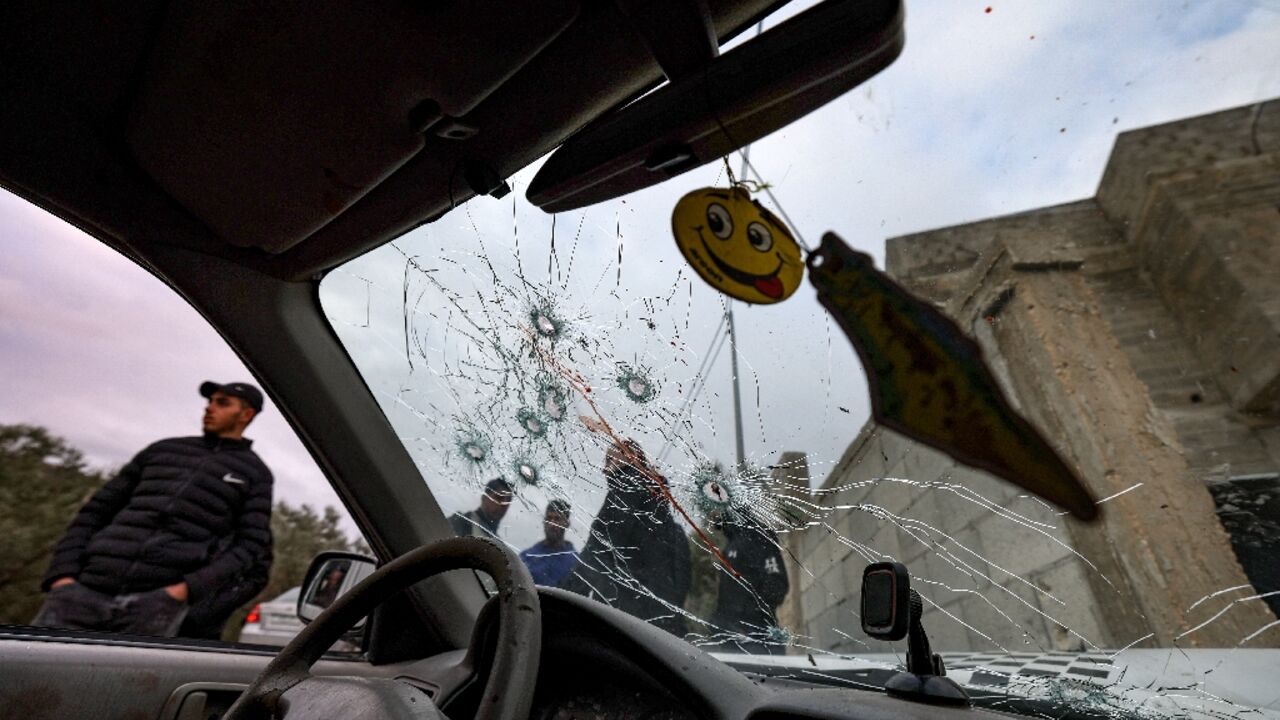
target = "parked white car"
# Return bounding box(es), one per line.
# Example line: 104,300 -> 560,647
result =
237,586 -> 361,652
236,587 -> 303,647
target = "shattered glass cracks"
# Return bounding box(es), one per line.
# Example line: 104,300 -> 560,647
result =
320,172 -> 1280,718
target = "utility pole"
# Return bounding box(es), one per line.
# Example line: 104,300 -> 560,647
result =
727,302 -> 746,471
726,139 -> 755,472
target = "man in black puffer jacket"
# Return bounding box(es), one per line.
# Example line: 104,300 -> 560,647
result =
34,380 -> 274,637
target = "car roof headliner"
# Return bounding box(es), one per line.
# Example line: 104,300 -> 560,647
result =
0,0 -> 783,281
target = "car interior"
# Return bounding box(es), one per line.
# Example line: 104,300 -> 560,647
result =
0,1 -> 1208,719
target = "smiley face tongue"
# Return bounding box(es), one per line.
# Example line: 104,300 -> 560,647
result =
754,276 -> 784,299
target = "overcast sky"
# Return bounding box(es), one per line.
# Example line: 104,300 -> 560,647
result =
4,0 -> 1279,549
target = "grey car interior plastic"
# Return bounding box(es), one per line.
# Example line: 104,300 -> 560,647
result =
225,537 -> 540,720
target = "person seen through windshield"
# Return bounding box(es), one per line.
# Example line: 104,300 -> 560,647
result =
449,477 -> 513,539
707,508 -> 789,653
519,499 -> 579,586
560,439 -> 692,635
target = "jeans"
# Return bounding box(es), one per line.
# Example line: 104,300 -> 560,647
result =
33,582 -> 189,637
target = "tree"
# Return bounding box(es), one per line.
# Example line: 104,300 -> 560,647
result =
0,425 -> 110,624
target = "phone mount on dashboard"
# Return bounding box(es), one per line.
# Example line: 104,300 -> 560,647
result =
861,562 -> 970,706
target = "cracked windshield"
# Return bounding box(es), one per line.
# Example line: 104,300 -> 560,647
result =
320,1 -> 1280,717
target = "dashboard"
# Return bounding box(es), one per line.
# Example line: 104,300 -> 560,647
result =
0,587 -> 1006,720
395,589 -> 997,720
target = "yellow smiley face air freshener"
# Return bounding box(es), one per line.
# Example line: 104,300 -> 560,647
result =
672,187 -> 804,304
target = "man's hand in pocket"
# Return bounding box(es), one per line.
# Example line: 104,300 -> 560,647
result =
164,582 -> 189,602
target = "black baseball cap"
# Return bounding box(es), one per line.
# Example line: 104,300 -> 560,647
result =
199,380 -> 264,413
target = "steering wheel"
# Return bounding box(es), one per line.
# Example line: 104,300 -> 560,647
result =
225,537 -> 541,720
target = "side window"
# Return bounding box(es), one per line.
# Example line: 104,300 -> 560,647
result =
0,192 -> 368,649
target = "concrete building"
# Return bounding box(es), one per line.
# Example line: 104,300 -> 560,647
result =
784,99 -> 1280,653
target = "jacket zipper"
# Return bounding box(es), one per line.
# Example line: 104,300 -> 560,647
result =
121,439 -> 217,593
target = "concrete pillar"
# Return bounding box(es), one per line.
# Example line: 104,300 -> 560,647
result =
987,262 -> 1276,646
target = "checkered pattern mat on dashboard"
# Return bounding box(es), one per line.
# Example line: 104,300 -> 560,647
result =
940,652 -> 1117,687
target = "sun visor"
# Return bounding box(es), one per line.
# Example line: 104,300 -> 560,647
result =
127,0 -> 578,253
527,0 -> 902,213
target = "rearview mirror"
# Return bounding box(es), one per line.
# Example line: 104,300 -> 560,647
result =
297,551 -> 376,626
861,561 -> 910,641
527,0 -> 904,212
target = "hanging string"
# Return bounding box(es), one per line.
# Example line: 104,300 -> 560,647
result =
717,149 -> 811,254
721,154 -> 772,198
710,24 -> 812,254
738,153 -> 811,253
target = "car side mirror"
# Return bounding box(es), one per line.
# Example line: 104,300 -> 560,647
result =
297,551 -> 376,627
860,561 -> 911,640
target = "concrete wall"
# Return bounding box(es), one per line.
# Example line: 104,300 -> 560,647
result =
784,99 -> 1280,653
785,426 -> 1113,655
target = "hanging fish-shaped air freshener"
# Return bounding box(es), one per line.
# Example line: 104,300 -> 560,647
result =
671,186 -> 804,304
808,231 -> 1099,522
